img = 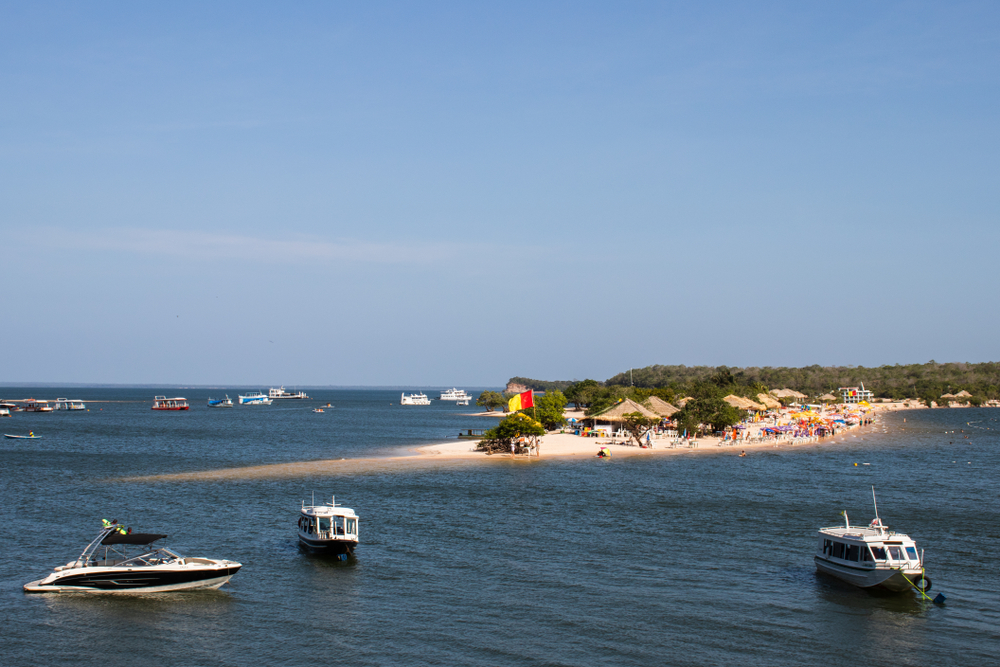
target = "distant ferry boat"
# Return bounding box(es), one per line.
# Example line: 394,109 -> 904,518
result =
23,399 -> 54,413
400,392 -> 431,405
239,392 -> 273,405
439,388 -> 472,402
207,396 -> 234,408
152,396 -> 189,411
269,386 -> 309,400
53,398 -> 86,411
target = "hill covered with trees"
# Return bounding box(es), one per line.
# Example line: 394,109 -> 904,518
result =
510,361 -> 1000,403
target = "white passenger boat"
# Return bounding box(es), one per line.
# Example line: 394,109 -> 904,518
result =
400,392 -> 431,405
298,495 -> 359,558
53,398 -> 86,411
238,391 -> 273,405
0,407 -> 9,418
24,520 -> 241,593
439,388 -> 472,401
152,396 -> 189,411
269,386 -> 309,399
207,396 -> 234,408
815,489 -> 931,593
23,399 -> 54,413
456,398 -> 470,406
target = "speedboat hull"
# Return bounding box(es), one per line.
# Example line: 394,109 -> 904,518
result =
814,557 -> 922,592
298,533 -> 357,556
24,563 -> 241,593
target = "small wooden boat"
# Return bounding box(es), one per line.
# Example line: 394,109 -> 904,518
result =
4,434 -> 42,439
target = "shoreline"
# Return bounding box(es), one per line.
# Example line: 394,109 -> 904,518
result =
122,402 -> 921,483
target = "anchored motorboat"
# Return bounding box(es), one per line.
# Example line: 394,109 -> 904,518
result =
400,392 -> 431,406
298,495 -> 359,557
24,520 -> 241,593
207,395 -> 234,408
238,391 -> 272,405
815,488 -> 931,593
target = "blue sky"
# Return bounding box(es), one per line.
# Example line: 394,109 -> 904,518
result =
1,2 -> 998,385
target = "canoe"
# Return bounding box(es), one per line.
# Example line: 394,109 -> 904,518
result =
4,434 -> 42,439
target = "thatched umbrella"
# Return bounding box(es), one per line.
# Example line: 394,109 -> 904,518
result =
756,393 -> 782,410
586,398 -> 660,422
643,396 -> 679,417
819,393 -> 837,402
723,395 -> 746,409
676,396 -> 694,408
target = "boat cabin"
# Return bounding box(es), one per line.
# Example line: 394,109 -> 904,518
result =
299,506 -> 358,542
816,523 -> 922,569
54,398 -> 86,410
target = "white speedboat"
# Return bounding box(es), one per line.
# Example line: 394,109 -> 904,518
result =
24,520 -> 241,593
815,489 -> 931,593
239,391 -> 273,405
207,396 -> 234,408
400,392 -> 431,405
0,407 -> 9,418
439,388 -> 472,401
269,386 -> 309,400
53,398 -> 86,411
298,495 -> 359,558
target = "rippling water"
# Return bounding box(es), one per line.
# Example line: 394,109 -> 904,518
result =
1,388 -> 998,666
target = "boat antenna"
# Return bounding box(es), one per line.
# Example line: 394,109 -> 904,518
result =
871,485 -> 880,524
312,491 -> 315,507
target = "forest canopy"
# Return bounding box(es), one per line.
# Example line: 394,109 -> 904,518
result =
510,361 -> 1000,402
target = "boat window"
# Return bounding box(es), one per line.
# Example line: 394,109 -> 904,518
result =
905,547 -> 918,560
833,542 -> 845,559
845,545 -> 860,561
888,546 -> 904,560
862,547 -> 873,562
869,546 -> 886,560
318,517 -> 331,533
346,519 -> 357,534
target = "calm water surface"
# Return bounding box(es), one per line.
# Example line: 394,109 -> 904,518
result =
1,389 -> 997,666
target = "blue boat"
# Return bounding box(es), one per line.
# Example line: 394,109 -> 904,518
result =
207,396 -> 234,408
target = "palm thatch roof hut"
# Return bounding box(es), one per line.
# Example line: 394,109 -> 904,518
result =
643,395 -> 679,417
756,393 -> 782,410
676,396 -> 694,408
955,390 -> 972,398
723,395 -> 766,411
940,393 -> 956,399
586,398 -> 660,422
770,389 -> 808,400
819,393 -> 838,402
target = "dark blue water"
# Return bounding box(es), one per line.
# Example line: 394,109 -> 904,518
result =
1,389 -> 998,666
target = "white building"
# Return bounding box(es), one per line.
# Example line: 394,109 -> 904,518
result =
839,384 -> 874,404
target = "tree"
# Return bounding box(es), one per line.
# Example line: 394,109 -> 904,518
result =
620,412 -> 657,447
477,413 -> 545,454
565,379 -> 600,409
675,397 -> 745,435
526,390 -> 567,430
476,391 -> 506,412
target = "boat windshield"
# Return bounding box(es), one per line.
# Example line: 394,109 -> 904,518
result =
906,546 -> 918,560
887,546 -> 905,560
869,546 -> 887,560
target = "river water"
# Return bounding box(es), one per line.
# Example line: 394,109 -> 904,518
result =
1,388 -> 997,666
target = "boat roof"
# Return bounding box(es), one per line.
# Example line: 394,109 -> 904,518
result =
301,505 -> 357,518
101,532 -> 168,545
818,525 -> 914,543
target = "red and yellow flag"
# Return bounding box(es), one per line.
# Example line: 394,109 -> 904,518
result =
508,390 -> 534,412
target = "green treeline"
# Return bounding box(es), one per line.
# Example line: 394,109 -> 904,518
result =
510,361 -> 1000,402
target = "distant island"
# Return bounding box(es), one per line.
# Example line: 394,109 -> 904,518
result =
507,361 -> 1000,405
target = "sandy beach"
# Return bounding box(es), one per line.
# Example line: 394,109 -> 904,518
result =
124,400 -> 920,483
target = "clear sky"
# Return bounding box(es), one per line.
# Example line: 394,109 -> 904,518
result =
1,2 -> 998,386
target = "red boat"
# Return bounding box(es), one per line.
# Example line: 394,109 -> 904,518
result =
152,396 -> 189,411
